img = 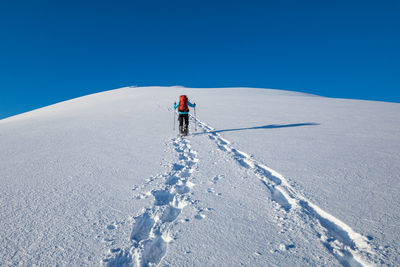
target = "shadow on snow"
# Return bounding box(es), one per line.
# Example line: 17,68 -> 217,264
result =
192,122 -> 320,135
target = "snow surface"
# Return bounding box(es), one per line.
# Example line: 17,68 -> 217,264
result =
1,86 -> 399,266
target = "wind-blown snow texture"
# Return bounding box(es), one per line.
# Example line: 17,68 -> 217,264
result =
1,86 -> 399,266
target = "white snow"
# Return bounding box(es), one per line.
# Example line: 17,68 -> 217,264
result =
1,86 -> 399,266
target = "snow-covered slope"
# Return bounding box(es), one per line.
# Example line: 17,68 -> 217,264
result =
1,86 -> 399,266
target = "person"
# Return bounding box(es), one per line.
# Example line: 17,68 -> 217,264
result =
174,95 -> 196,136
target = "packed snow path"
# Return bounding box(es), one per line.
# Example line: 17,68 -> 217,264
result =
103,138 -> 201,266
102,115 -> 377,267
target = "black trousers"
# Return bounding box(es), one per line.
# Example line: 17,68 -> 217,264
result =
178,114 -> 189,132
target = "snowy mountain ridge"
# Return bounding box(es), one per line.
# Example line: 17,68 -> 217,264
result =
0,86 -> 316,123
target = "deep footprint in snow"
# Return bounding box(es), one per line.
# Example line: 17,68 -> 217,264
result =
130,211 -> 155,243
174,184 -> 190,194
180,169 -> 193,178
140,235 -> 168,266
152,190 -> 175,206
172,163 -> 185,171
161,206 -> 181,223
103,249 -> 133,266
165,175 -> 180,185
236,158 -> 254,169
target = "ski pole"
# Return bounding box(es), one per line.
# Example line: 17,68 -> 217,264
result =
194,106 -> 197,132
173,102 -> 176,131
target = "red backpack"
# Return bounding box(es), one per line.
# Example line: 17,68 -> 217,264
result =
178,95 -> 189,112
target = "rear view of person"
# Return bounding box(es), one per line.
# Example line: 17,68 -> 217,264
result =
174,95 -> 196,136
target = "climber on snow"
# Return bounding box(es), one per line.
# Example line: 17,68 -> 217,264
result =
174,95 -> 196,136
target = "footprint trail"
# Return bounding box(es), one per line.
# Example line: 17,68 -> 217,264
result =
103,137 -> 198,266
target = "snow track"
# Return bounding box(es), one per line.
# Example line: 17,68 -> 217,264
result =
103,138 -> 199,266
193,117 -> 376,267
102,116 -> 376,267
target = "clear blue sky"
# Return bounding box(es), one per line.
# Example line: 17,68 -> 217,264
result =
1,0 -> 399,119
